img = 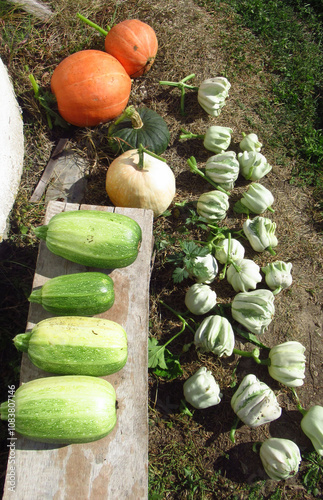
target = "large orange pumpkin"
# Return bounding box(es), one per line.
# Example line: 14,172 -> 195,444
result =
104,20 -> 158,78
51,50 -> 132,127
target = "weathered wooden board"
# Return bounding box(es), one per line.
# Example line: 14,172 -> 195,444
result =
7,0 -> 53,21
2,201 -> 154,500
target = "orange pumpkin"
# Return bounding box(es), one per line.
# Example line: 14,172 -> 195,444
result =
104,20 -> 158,78
51,50 -> 132,127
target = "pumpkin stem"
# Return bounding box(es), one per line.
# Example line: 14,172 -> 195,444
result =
113,106 -> 144,129
137,143 -> 167,169
138,144 -> 144,169
187,156 -> 230,196
77,13 -> 109,36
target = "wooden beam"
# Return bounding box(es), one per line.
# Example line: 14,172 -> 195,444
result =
7,0 -> 53,21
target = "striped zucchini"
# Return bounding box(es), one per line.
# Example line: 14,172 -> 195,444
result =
13,316 -> 128,376
28,272 -> 115,316
0,376 -> 117,443
33,209 -> 142,269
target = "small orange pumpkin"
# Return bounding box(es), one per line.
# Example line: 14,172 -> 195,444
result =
51,50 -> 132,127
104,20 -> 158,78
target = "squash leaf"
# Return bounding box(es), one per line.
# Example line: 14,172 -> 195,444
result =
148,337 -> 168,369
168,240 -> 211,283
148,338 -> 183,379
233,326 -> 270,350
152,351 -> 183,380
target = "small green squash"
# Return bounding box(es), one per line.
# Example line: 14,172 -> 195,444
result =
13,316 -> 128,376
107,105 -> 170,155
33,209 -> 142,269
196,190 -> 230,222
0,375 -> 117,443
28,272 -> 115,316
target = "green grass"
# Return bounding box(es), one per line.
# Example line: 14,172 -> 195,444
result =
197,0 -> 323,208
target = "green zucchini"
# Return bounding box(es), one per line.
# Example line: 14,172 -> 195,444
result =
33,209 -> 142,269
28,272 -> 115,316
13,316 -> 128,376
0,375 -> 117,444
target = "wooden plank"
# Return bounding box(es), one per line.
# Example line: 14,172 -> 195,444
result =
7,0 -> 53,21
2,201 -> 154,500
29,139 -> 69,203
44,152 -> 89,204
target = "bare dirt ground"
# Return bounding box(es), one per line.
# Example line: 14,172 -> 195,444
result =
1,0 -> 322,497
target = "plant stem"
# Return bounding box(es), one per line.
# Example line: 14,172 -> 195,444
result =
161,320 -> 187,350
232,325 -> 270,350
77,12 -> 109,36
159,74 -> 199,115
229,259 -> 242,273
29,74 -> 52,129
29,73 -> 39,97
159,73 -> 198,89
13,333 -> 32,353
159,300 -> 196,335
267,246 -> 276,256
219,232 -> 233,280
232,347 -> 270,365
234,229 -> 247,240
291,388 -> 307,416
230,415 -> 240,443
187,157 -> 230,195
137,143 -> 167,168
252,441 -> 262,453
180,73 -> 199,86
180,128 -> 205,141
224,232 -> 241,275
113,105 -> 143,129
28,73 -> 68,129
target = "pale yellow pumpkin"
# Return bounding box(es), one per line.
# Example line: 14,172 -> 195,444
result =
105,149 -> 176,217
